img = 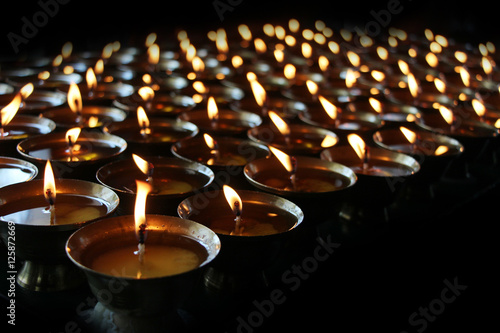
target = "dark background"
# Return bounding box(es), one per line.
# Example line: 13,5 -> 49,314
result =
0,0 -> 499,57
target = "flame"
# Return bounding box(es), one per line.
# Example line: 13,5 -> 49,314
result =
283,64 -> 296,80
458,66 -> 470,87
425,52 -> 439,68
101,43 -> 114,59
137,106 -> 151,134
368,97 -> 383,113
52,54 -> 63,67
61,41 -> 73,59
1,94 -> 22,126
132,154 -> 151,176
269,146 -> 294,173
192,56 -> 205,72
434,145 -> 449,156
38,71 -> 50,81
238,24 -> 252,41
346,51 -> 360,67
145,32 -> 157,47
407,72 -> 419,98
134,180 -> 152,236
223,185 -> 243,217
254,38 -> 267,53
289,18 -> 300,33
398,60 -> 410,75
454,51 -> 467,63
347,133 -> 366,161
44,161 -> 56,205
232,55 -> 244,68
250,80 -> 267,107
400,127 -> 417,144
88,116 -> 99,128
306,80 -> 319,96
274,48 -> 284,63
321,134 -> 338,148
377,46 -> 388,60
345,68 -> 357,88
371,70 -> 385,82
147,44 -> 160,65
142,74 -> 152,85
207,96 -> 219,121
481,56 -> 493,75
68,83 -> 83,114
268,111 -> 290,136
65,127 -> 81,146
472,98 -> 486,117
192,81 -> 207,95
215,28 -> 229,55
86,68 -> 97,91
203,133 -> 217,150
138,86 -> 155,101
438,105 -> 454,125
318,95 -> 337,119
94,59 -> 104,75
301,42 -> 312,59
434,77 -> 446,93
20,83 -> 34,99
318,55 -> 329,72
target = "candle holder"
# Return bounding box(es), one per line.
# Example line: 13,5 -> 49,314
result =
17,131 -> 127,180
96,156 -> 214,216
113,91 -> 196,118
178,108 -> 262,137
0,115 -> 56,156
0,179 -> 119,291
171,135 -> 270,189
65,214 -> 220,327
0,156 -> 38,188
320,144 -> 420,222
244,155 -> 357,222
373,125 -> 464,199
41,105 -> 127,130
0,90 -> 66,115
106,117 -> 198,157
248,122 -> 339,156
178,189 -> 303,293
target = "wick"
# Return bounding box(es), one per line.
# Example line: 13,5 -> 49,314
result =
147,162 -> 154,184
231,201 -> 243,236
45,189 -> 55,225
362,146 -> 370,172
290,156 -> 297,191
137,223 -> 146,265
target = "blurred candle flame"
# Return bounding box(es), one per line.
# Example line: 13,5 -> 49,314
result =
347,133 -> 366,161
0,93 -> 22,126
400,126 -> 417,144
68,83 -> 83,114
137,106 -> 151,135
207,96 -> 219,122
268,111 -> 290,136
20,83 -> 34,99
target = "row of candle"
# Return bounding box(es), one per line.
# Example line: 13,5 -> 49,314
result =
1,18 -> 499,326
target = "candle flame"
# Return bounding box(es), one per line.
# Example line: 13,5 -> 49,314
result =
318,55 -> 329,72
193,81 -> 207,94
454,51 -> 467,63
318,95 -> 337,119
268,111 -> 290,136
44,161 -> 56,205
458,66 -> 470,87
203,133 -> 216,149
425,52 -> 439,67
68,83 -> 83,114
138,86 -> 155,101
434,145 -> 449,156
215,28 -> 229,55
274,48 -> 284,63
438,105 -> 454,125
377,46 -> 388,60
400,126 -> 417,144
38,71 -> 50,81
232,55 -> 244,68
434,77 -> 446,93
347,133 -> 366,161
95,59 -> 104,75
86,67 -> 97,91
61,41 -> 73,59
368,97 -> 383,113
249,79 -> 267,107
65,127 -> 81,147
238,24 -> 252,41
398,60 -> 410,75
345,68 -> 357,88
472,98 -> 486,117
137,106 -> 151,135
132,154 -> 151,176
481,56 -> 493,75
301,42 -> 313,58
254,38 -> 267,53
321,134 -> 338,148
346,51 -> 360,67
207,96 -> 219,121
134,180 -> 152,237
20,83 -> 34,99
269,146 -> 294,173
88,116 -> 99,128
192,56 -> 205,72
223,185 -> 243,217
147,44 -> 160,65
306,80 -> 319,96
283,64 -> 296,80
145,32 -> 157,47
371,70 -> 385,82
0,93 -> 22,126
407,72 -> 419,98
